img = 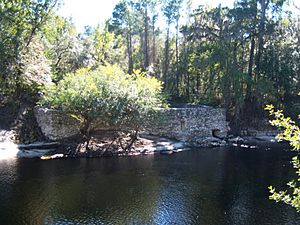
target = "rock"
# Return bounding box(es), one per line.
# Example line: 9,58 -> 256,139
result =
190,137 -> 227,147
17,149 -> 55,158
41,154 -> 64,160
253,136 -> 276,142
212,140 -> 227,147
0,129 -> 16,142
135,135 -> 191,154
34,107 -> 80,141
102,150 -> 113,157
18,142 -> 60,150
173,148 -> 191,153
172,142 -> 188,149
160,150 -> 174,155
242,136 -> 286,148
227,131 -> 287,149
228,136 -> 244,144
0,141 -> 57,159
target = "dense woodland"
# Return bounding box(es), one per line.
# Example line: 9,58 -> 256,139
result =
0,0 -> 299,135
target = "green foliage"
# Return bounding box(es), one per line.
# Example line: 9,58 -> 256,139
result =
110,0 -> 162,74
0,0 -> 58,99
265,94 -> 300,211
266,103 -> 300,150
42,11 -> 79,81
163,0 -> 182,25
269,156 -> 300,212
81,25 -> 126,70
39,65 -> 164,147
20,37 -> 51,86
0,0 -> 298,138
0,1 -> 60,147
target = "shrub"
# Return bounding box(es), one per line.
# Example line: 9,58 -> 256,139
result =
265,93 -> 300,212
39,65 -> 164,150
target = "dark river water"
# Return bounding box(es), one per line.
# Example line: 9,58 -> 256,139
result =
0,147 -> 300,225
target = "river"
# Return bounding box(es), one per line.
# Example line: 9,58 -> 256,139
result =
0,146 -> 299,225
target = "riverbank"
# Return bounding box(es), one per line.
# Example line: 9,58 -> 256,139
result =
0,131 -> 287,160
0,134 -> 192,160
0,104 -> 285,160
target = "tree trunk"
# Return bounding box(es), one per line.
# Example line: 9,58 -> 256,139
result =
208,65 -> 215,101
256,0 -> 268,80
232,103 -> 241,136
232,43 -> 242,135
80,117 -> 92,151
119,129 -> 138,152
246,35 -> 255,102
163,25 -> 170,89
223,58 -> 231,119
175,18 -> 180,97
139,30 -> 144,69
297,17 -> 300,86
127,32 -> 133,74
152,16 -> 156,66
144,7 -> 149,69
186,71 -> 190,101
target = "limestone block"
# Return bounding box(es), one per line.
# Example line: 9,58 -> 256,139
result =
35,106 -> 229,146
34,107 -> 80,141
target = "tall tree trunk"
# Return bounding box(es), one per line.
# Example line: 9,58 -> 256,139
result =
186,71 -> 190,101
232,43 -> 242,135
127,32 -> 133,74
144,7 -> 149,69
223,58 -> 231,118
152,17 -> 156,65
139,30 -> 144,69
246,35 -> 255,102
208,66 -> 215,101
256,0 -> 268,80
175,18 -> 180,97
196,73 -> 200,96
163,25 -> 170,89
297,17 -> 300,84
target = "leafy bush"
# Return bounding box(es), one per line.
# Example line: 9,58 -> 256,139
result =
39,64 -> 164,149
265,93 -> 300,211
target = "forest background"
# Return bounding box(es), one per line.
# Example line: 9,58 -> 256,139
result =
0,0 -> 299,136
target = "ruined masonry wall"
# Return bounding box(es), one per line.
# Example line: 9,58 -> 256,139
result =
35,106 -> 229,147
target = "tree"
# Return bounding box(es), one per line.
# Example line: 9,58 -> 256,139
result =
39,64 -> 164,150
233,0 -> 287,118
79,25 -> 126,70
0,0 -> 59,97
42,12 -> 80,82
19,37 -> 52,87
266,96 -> 300,212
111,0 -> 135,74
166,0 -> 296,133
162,0 -> 182,90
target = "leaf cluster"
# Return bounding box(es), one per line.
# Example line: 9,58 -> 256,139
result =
266,103 -> 300,150
265,93 -> 300,212
39,64 -> 164,130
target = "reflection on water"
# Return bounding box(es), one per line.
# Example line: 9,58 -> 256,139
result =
0,147 -> 300,225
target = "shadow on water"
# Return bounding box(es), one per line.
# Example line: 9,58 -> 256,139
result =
0,147 -> 300,225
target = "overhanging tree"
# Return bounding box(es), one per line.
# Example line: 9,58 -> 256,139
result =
39,64 -> 164,151
266,96 -> 300,211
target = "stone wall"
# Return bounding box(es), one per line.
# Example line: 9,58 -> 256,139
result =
35,107 -> 80,141
144,107 -> 228,146
34,106 -> 229,146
